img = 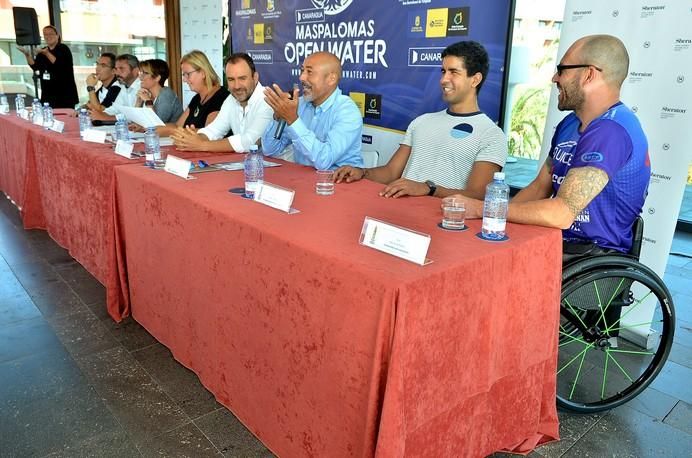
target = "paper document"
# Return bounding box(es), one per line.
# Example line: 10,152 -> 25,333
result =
117,106 -> 165,128
212,160 -> 281,171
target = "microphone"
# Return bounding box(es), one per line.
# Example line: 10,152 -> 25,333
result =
273,83 -> 298,139
274,118 -> 287,139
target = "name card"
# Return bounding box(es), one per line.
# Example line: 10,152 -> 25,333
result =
49,119 -> 64,133
19,109 -> 29,120
82,128 -> 107,144
359,217 -> 432,266
114,140 -> 134,158
254,182 -> 295,213
163,155 -> 191,179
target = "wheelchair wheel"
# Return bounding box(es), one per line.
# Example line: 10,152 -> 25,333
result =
557,256 -> 675,413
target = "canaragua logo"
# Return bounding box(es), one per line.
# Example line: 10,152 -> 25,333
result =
310,0 -> 353,15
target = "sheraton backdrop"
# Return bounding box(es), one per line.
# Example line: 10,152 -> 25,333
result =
230,0 -> 513,154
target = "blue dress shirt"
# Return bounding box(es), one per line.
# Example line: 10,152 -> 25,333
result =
261,87 -> 364,170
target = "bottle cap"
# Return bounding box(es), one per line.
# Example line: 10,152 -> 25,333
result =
494,172 -> 505,180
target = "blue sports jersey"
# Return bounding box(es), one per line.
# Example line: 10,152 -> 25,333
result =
549,102 -> 650,252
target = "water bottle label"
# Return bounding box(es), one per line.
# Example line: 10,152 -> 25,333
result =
482,217 -> 506,232
145,153 -> 155,162
245,181 -> 258,194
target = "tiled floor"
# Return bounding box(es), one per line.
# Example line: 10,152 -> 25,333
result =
1,194 -> 690,457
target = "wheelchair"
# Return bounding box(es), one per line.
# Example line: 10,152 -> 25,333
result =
557,217 -> 676,413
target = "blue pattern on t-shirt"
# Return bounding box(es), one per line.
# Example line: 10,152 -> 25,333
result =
549,103 -> 650,252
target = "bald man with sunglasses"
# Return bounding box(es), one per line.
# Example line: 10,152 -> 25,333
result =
451,34 -> 650,257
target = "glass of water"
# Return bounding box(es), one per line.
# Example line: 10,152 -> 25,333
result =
315,170 -> 335,195
441,197 -> 465,230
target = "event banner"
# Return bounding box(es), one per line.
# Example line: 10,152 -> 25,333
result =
230,0 -> 513,134
540,1 -> 692,279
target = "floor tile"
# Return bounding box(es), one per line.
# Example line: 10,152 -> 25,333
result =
194,408 -> 275,458
0,290 -> 42,326
10,259 -> 62,290
0,384 -> 122,457
616,387 -> 678,421
663,400 -> 692,435
562,405 -> 692,457
0,346 -> 87,410
103,316 -> 158,352
132,342 -> 220,419
668,342 -> 692,368
55,262 -> 106,306
51,309 -> 119,358
0,317 -> 65,363
23,279 -> 87,321
43,428 -> 142,458
138,422 -> 221,457
76,346 -> 189,444
650,360 -> 692,405
534,410 -> 603,457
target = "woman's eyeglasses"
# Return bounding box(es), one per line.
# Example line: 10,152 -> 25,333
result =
182,69 -> 200,80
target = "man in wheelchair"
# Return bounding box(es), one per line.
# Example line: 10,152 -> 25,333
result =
451,36 -> 676,412
453,34 -> 650,265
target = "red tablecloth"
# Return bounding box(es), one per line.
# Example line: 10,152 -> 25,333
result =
0,113 -> 218,320
115,160 -> 562,457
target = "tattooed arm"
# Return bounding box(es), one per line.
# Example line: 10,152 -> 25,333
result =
504,166 -> 609,229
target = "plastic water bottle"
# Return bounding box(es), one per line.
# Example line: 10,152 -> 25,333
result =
31,98 -> 43,125
42,103 -> 54,129
0,93 -> 8,114
243,145 -> 264,198
481,172 -> 510,240
144,127 -> 160,167
114,113 -> 130,142
15,94 -> 25,117
78,108 -> 91,137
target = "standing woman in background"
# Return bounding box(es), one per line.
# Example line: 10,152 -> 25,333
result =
17,25 -> 79,108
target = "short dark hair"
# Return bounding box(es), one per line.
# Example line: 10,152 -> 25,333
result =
139,59 -> 170,87
116,53 -> 139,70
101,52 -> 116,68
441,41 -> 489,93
225,52 -> 256,75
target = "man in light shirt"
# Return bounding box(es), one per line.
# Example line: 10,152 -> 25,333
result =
90,54 -> 140,120
261,51 -> 363,170
171,53 -> 273,152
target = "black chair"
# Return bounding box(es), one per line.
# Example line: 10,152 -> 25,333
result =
556,216 -> 675,413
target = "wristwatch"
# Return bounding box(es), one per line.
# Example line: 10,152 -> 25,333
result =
86,85 -> 95,92
425,180 -> 437,196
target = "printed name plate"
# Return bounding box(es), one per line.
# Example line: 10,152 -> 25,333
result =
49,119 -> 65,133
359,216 -> 432,266
163,155 -> 191,179
114,140 -> 134,158
82,128 -> 107,144
254,182 -> 295,213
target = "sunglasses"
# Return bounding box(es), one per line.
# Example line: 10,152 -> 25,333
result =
556,64 -> 603,76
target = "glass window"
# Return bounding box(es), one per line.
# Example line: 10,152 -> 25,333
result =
0,1 -> 50,103
0,0 -> 166,107
503,0 -> 565,189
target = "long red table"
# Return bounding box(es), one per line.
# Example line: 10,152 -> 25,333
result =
115,160 -> 563,457
0,113 -> 215,320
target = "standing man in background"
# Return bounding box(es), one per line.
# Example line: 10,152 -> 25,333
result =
17,25 -> 78,108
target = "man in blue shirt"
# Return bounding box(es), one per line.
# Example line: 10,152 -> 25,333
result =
453,34 -> 650,255
261,51 -> 364,170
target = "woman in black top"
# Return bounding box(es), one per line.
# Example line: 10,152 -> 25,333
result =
17,25 -> 79,109
156,50 -> 229,137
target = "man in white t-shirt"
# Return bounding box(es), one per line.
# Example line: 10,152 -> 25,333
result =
334,41 -> 507,199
